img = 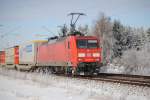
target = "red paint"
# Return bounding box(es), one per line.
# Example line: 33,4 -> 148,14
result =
0,51 -> 5,64
37,37 -> 69,65
14,46 -> 19,64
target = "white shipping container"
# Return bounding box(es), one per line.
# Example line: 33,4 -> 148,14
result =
5,47 -> 14,64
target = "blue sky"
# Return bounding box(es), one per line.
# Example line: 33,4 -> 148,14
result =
0,0 -> 150,50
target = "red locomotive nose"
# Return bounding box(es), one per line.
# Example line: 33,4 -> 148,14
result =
76,38 -> 101,63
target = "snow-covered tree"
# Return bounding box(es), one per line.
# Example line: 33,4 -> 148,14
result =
112,20 -> 124,58
120,42 -> 150,75
146,28 -> 150,42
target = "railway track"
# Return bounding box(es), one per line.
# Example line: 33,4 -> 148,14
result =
29,67 -> 150,87
59,73 -> 150,87
1,67 -> 150,87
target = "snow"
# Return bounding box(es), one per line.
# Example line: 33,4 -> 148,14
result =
0,68 -> 150,100
100,63 -> 126,74
100,62 -> 150,76
0,73 -> 87,100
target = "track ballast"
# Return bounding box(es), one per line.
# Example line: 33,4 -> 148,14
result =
57,73 -> 150,87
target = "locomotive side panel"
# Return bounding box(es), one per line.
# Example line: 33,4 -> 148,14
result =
37,44 -> 50,65
37,38 -> 68,66
52,39 -> 68,66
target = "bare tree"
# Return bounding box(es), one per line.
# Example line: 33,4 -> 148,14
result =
93,13 -> 113,64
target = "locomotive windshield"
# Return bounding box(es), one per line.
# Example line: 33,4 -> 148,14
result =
77,39 -> 98,48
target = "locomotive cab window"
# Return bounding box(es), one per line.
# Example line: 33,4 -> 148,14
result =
77,40 -> 87,48
77,39 -> 98,48
87,40 -> 98,48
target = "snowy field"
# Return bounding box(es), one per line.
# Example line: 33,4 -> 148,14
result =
0,68 -> 150,100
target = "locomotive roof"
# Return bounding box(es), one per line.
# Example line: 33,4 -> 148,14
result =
47,35 -> 98,45
75,36 -> 98,39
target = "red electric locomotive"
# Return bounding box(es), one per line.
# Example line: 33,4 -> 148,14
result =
36,13 -> 102,75
37,35 -> 101,75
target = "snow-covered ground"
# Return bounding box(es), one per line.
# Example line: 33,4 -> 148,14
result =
100,63 -> 150,76
0,68 -> 150,100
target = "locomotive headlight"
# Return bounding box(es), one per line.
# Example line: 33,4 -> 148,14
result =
78,53 -> 85,57
93,53 -> 100,57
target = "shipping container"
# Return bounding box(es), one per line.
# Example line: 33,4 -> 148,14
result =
4,46 -> 19,69
0,51 -> 5,65
5,46 -> 19,65
5,47 -> 14,64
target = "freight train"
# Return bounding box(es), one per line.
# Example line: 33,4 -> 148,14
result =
0,13 -> 102,75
